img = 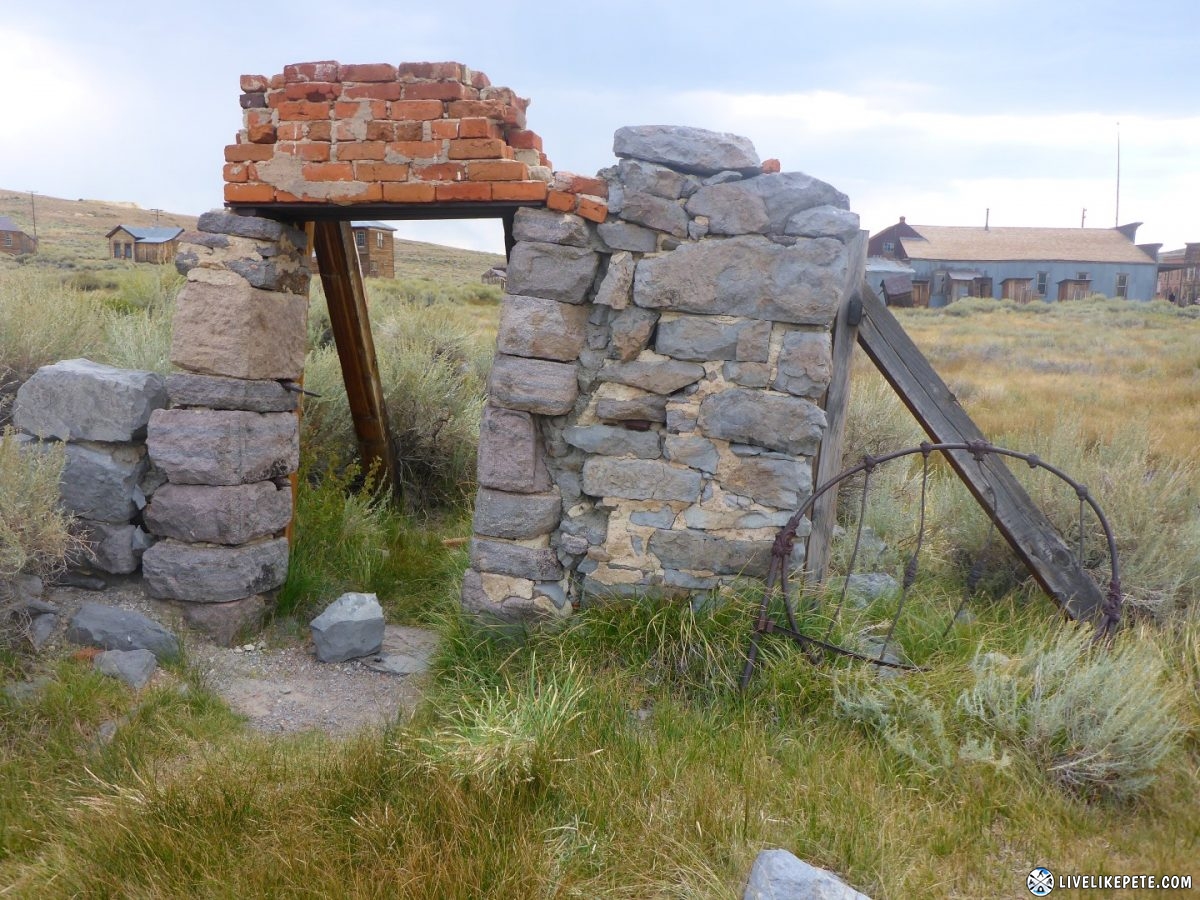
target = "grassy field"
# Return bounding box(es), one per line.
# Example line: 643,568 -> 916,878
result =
1,252 -> 1198,897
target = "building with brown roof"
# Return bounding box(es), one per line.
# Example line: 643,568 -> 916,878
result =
1156,244 -> 1199,305
0,215 -> 37,256
351,221 -> 395,278
868,217 -> 1159,306
105,225 -> 184,263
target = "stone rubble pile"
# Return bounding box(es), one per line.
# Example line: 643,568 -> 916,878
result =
462,125 -> 865,621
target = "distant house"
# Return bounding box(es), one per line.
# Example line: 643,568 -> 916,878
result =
1156,243 -> 1200,304
482,266 -> 507,287
0,215 -> 37,256
105,225 -> 184,263
351,221 -> 395,278
868,217 -> 1159,306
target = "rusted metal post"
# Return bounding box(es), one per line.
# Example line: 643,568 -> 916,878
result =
311,220 -> 398,492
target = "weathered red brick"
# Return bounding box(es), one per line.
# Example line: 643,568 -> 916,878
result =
447,138 -> 507,160
335,100 -> 387,119
265,90 -> 284,109
411,162 -> 466,182
365,121 -> 397,142
446,99 -> 507,120
382,182 -> 436,202
225,183 -> 275,203
276,122 -> 305,141
387,141 -> 444,160
336,183 -> 384,202
283,61 -> 340,83
467,160 -> 529,181
336,142 -> 387,161
340,63 -> 397,82
468,68 -> 491,89
401,82 -> 475,102
268,74 -> 285,89
430,118 -> 460,139
459,117 -> 502,139
553,172 -> 608,198
307,121 -> 332,142
241,74 -> 269,92
546,190 -> 577,213
491,181 -> 550,202
277,100 -> 331,121
342,82 -> 403,101
277,142 -> 330,161
761,158 -> 781,174
223,163 -> 250,183
436,182 -> 492,202
354,162 -> 410,181
246,112 -> 276,145
397,61 -> 466,81
225,143 -> 275,162
506,129 -> 543,151
302,162 -> 355,181
575,195 -> 608,223
239,92 -> 267,110
284,81 -> 340,102
387,100 -> 444,121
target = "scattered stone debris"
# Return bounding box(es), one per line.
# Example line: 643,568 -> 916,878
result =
93,648 -> 158,689
66,602 -> 180,661
744,848 -> 872,900
310,592 -> 385,663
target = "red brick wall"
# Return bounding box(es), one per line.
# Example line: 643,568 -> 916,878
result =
225,61 -> 607,223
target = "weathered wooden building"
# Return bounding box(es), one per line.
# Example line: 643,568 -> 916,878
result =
105,225 -> 184,263
0,215 -> 37,256
351,221 -> 395,278
868,217 -> 1159,306
1156,243 -> 1200,304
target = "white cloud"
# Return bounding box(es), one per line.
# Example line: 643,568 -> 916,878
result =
0,26 -> 110,142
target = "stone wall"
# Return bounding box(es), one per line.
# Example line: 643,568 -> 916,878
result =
138,211 -> 310,641
13,359 -> 166,575
462,126 -> 866,621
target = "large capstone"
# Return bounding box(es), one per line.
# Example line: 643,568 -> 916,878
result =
13,359 -> 167,443
166,374 -> 298,412
613,125 -> 761,176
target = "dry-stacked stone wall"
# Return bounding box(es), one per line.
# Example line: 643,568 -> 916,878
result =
462,125 -> 866,621
226,61 -> 606,221
140,211 -> 310,643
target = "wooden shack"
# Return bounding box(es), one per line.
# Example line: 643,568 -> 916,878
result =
106,225 -> 184,263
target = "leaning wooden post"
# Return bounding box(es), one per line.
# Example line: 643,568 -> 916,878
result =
311,220 -> 399,493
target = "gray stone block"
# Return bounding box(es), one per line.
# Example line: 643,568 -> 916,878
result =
609,307 -> 660,362
197,210 -> 288,241
94,649 -> 158,690
597,221 -> 658,253
166,374 -> 298,412
663,435 -> 719,473
496,295 -> 589,362
698,389 -> 826,456
147,408 -> 298,486
144,481 -> 292,545
629,506 -> 678,528
477,405 -> 552,493
472,488 -> 562,540
655,316 -> 771,362
596,393 -> 668,423
506,241 -> 599,304
648,530 -> 772,577
618,192 -> 688,238
633,234 -> 848,326
613,125 -> 761,176
226,257 -> 310,294
142,538 -> 289,603
67,603 -> 180,660
724,362 -> 771,388
77,520 -> 152,575
594,252 -> 635,310
512,208 -> 591,247
597,359 -> 705,395
774,330 -> 833,399
564,425 -> 661,458
58,442 -> 148,523
685,182 -> 770,234
719,455 -> 810,509
488,354 -> 579,415
581,458 -> 702,502
754,172 -> 851,233
14,359 -> 167,443
470,539 -> 563,581
616,158 -> 693,200
743,848 -> 872,900
176,594 -> 269,647
310,592 -> 385,663
784,204 -> 863,242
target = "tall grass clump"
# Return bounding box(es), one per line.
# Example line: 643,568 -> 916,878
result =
959,624 -> 1183,800
0,428 -> 79,585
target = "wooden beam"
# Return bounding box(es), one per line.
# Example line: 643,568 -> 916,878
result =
286,222 -> 317,547
855,284 -> 1103,620
805,231 -> 866,585
311,220 -> 398,492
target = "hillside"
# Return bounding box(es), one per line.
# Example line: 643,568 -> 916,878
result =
389,236 -> 504,286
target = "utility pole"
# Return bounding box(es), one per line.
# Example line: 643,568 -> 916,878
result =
151,208 -> 161,224
1081,208 -> 1087,228
29,191 -> 38,242
1115,121 -> 1121,227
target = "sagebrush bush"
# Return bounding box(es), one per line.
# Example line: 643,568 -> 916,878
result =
0,428 -> 79,583
959,624 -> 1182,800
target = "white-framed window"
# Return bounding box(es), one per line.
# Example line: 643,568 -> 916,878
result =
113,242 -> 121,258
355,231 -> 366,249
1036,272 -> 1048,295
1115,273 -> 1128,298
1077,271 -> 1089,280
3,233 -> 11,247
882,241 -> 895,253
376,232 -> 384,249
124,243 -> 133,259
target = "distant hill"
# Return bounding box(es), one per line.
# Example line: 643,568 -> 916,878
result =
0,189 -> 504,284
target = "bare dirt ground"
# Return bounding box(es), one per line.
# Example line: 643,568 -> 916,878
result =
36,576 -> 439,735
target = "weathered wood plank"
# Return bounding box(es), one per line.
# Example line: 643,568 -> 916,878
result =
805,230 -> 866,585
286,222 -> 317,547
312,220 -> 399,492
855,284 -> 1103,619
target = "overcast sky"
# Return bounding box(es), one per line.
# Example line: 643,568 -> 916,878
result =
4,0 -> 1196,254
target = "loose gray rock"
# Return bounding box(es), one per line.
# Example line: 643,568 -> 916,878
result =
469,539 -> 563,581
28,613 -> 58,650
496,295 -> 589,362
512,208 -> 591,247
147,408 -> 298,486
144,481 -> 291,545
477,405 -> 553,493
743,849 -> 872,900
76,520 -> 152,575
506,241 -> 599,304
698,389 -> 827,456
613,125 -> 761,176
166,374 -> 298,412
14,359 -> 167,443
142,538 -> 289,603
564,424 -> 661,458
94,649 -> 158,690
57,442 -> 149,523
67,603 -> 180,661
633,235 -> 849,326
581,458 -> 702,502
596,359 -> 705,395
310,592 -> 385,663
844,573 -> 900,604
488,354 -> 579,415
363,625 -> 438,676
472,488 -> 562,540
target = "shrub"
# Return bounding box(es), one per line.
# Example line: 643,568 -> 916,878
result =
959,625 -> 1183,799
0,427 -> 79,584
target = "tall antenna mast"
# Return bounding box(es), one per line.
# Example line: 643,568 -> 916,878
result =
1115,121 -> 1121,226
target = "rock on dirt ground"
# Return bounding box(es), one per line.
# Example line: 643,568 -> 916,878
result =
24,575 -> 438,735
